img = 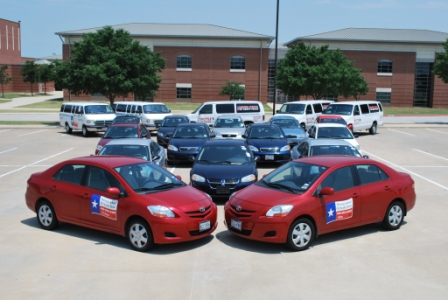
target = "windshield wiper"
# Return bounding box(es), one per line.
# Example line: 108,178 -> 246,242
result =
153,183 -> 184,190
262,180 -> 297,193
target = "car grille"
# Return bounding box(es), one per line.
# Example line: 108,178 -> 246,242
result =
154,120 -> 162,126
229,204 -> 256,218
185,205 -> 212,218
179,147 -> 198,152
208,178 -> 239,188
94,120 -> 112,126
222,134 -> 237,138
260,147 -> 279,152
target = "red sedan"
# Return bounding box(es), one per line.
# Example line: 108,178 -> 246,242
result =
95,123 -> 151,154
26,156 -> 218,252
315,115 -> 348,128
224,156 -> 416,251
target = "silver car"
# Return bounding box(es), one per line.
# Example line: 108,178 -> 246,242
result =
97,138 -> 167,168
211,115 -> 246,139
291,138 -> 368,160
269,115 -> 307,146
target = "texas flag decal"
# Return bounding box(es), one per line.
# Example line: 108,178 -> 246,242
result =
326,198 -> 353,224
91,194 -> 118,220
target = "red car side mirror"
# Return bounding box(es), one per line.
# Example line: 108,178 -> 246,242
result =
106,187 -> 121,197
319,187 -> 334,196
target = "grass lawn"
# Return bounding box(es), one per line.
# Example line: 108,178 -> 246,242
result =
383,106 -> 448,115
0,121 -> 59,125
18,98 -> 63,109
0,99 -> 12,104
0,93 -> 52,100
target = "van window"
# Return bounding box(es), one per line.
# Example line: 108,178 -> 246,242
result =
76,106 -> 83,114
63,105 -> 73,113
199,104 -> 213,114
369,103 -> 382,113
354,105 -> 360,116
360,104 -> 370,114
306,105 -> 313,114
323,104 -> 353,115
85,105 -> 114,114
279,103 -> 305,114
236,103 -> 261,113
216,104 -> 235,114
143,104 -> 170,113
116,104 -> 127,113
313,104 -> 323,113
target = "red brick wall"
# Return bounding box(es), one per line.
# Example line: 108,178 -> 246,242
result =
154,46 -> 268,103
0,64 -> 55,94
432,75 -> 448,108
0,19 -> 28,64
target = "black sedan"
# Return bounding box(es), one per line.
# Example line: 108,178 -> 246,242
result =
157,115 -> 190,147
190,140 -> 258,198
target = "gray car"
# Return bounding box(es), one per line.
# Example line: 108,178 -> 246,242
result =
211,115 -> 246,139
97,138 -> 167,168
291,138 -> 368,160
269,115 -> 307,146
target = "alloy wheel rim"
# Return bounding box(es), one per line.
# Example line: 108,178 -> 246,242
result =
388,205 -> 403,226
292,223 -> 311,247
38,205 -> 53,226
129,224 -> 148,248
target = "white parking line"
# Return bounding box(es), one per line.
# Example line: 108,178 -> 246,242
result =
363,150 -> 448,191
0,129 -> 10,133
0,148 -> 73,178
413,149 -> 448,162
0,148 -> 17,154
169,166 -> 176,173
426,128 -> 448,135
17,129 -> 47,137
387,128 -> 416,136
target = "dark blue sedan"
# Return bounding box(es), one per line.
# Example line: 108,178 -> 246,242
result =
157,115 -> 190,147
243,123 -> 291,163
190,140 -> 258,197
167,123 -> 214,165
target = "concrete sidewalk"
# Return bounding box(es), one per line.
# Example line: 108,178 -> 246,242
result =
0,91 -> 63,109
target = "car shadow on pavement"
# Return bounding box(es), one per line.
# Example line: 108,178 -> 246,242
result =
21,217 -> 215,254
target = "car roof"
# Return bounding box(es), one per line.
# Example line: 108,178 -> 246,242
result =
108,123 -> 141,128
114,101 -> 167,105
103,138 -> 152,146
317,115 -> 344,119
203,139 -> 247,146
216,115 -> 243,120
293,155 -> 373,168
305,139 -> 354,146
270,115 -> 297,120
177,123 -> 208,127
163,115 -> 189,119
63,155 -> 147,168
249,123 -> 281,128
313,123 -> 347,128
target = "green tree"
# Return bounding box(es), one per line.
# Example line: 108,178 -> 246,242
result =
54,26 -> 166,105
433,39 -> 448,83
219,81 -> 245,100
20,60 -> 39,96
0,65 -> 12,98
276,42 -> 368,100
38,63 -> 54,94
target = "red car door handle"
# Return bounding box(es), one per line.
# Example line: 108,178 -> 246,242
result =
384,186 -> 391,190
352,193 -> 360,198
82,193 -> 90,199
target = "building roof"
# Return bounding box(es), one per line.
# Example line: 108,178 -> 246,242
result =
55,23 -> 273,41
286,28 -> 448,45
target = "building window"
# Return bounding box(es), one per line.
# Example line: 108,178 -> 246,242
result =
177,55 -> 192,71
377,59 -> 392,75
376,92 -> 391,105
176,83 -> 192,99
230,56 -> 245,72
413,63 -> 433,107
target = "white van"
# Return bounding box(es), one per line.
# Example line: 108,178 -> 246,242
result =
113,101 -> 172,130
275,100 -> 334,129
186,101 -> 265,126
59,102 -> 116,137
322,101 -> 384,134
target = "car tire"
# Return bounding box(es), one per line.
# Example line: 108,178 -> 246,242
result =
82,126 -> 89,137
127,218 -> 154,252
286,218 -> 314,251
65,123 -> 72,134
369,122 -> 377,135
382,201 -> 404,230
36,200 -> 59,230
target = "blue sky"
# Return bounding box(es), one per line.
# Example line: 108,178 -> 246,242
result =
3,0 -> 448,58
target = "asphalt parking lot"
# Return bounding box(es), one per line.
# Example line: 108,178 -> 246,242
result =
1,126 -> 448,299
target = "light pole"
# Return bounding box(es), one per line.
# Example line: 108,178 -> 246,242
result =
273,0 -> 279,115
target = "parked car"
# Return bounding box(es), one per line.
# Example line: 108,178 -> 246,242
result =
269,115 -> 307,146
224,156 -> 416,251
25,156 -> 218,252
157,115 -> 190,147
190,139 -> 258,198
110,115 -> 141,125
307,123 -> 360,150
211,115 -> 246,140
315,115 -> 348,126
275,100 -> 333,129
167,123 -> 214,165
242,123 -> 291,164
95,123 -> 150,154
113,101 -> 172,131
97,138 -> 167,168
291,139 -> 367,160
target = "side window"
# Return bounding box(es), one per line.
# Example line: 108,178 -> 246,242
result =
199,104 -> 213,114
216,104 -> 235,113
116,104 -> 126,113
76,106 -> 83,114
140,125 -> 148,137
53,164 -> 86,185
236,103 -> 261,113
313,104 -> 323,113
354,105 -> 360,115
60,105 -> 65,113
321,166 -> 355,192
356,165 -> 389,185
360,104 -> 370,114
150,142 -> 160,157
63,105 -> 72,113
299,143 -> 309,157
369,103 -> 381,113
86,166 -> 112,192
135,105 -> 143,114
306,105 -> 313,114
307,126 -> 316,137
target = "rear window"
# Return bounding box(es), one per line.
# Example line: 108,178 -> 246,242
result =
216,104 -> 235,113
236,103 -> 260,113
369,103 -> 382,113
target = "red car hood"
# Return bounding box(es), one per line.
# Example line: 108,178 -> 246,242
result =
231,184 -> 298,207
139,186 -> 211,208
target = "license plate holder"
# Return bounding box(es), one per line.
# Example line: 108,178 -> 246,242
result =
216,186 -> 230,194
265,155 -> 274,160
231,219 -> 242,231
199,220 -> 211,232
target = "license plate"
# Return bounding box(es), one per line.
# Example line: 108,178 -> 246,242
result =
199,220 -> 211,232
216,186 -> 230,194
265,155 -> 274,160
102,127 -> 108,131
231,219 -> 242,231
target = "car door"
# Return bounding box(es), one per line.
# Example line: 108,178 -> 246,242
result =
305,105 -> 315,127
355,164 -> 396,223
353,105 -> 362,131
317,166 -> 362,233
79,166 -> 124,232
48,164 -> 86,222
198,104 -> 214,124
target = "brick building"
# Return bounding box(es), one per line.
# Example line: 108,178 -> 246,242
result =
284,28 -> 448,108
0,18 -> 55,95
56,23 -> 274,103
